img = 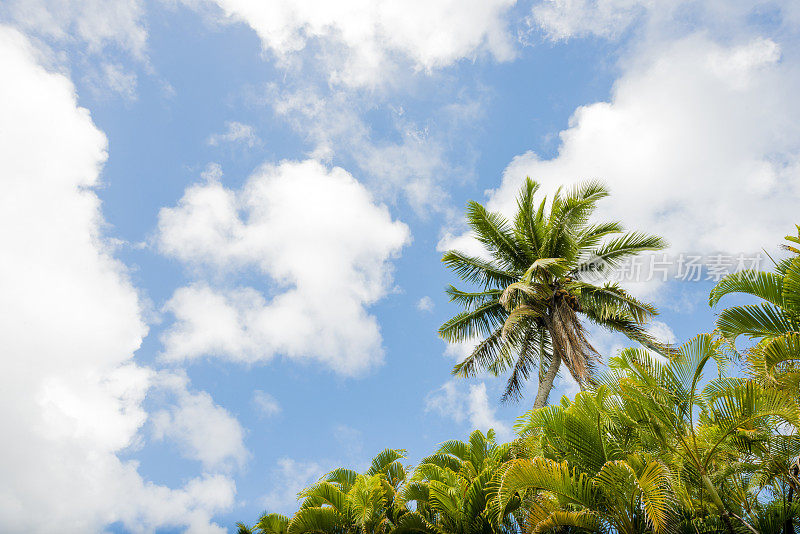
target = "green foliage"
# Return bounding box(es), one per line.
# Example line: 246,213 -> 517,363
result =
240,335 -> 800,533
239,225 -> 800,534
711,228 -> 800,390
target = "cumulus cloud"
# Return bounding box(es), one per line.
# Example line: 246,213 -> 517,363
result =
0,25 -> 234,532
207,120 -> 260,147
443,339 -> 475,361
207,0 -> 516,87
648,320 -> 677,345
482,3 -> 800,294
158,159 -> 411,375
426,381 -> 512,440
475,34 -> 800,273
151,373 -> 249,472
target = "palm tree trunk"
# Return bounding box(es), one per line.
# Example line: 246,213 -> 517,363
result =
700,473 -> 758,534
532,351 -> 560,409
534,314 -> 565,410
786,463 -> 798,534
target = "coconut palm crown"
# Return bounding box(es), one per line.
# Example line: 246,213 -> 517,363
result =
440,177 -> 670,408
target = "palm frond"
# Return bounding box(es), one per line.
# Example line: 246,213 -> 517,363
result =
498,458 -> 597,513
256,513 -> 290,534
367,449 -> 407,477
451,326 -> 504,378
288,507 -> 343,534
783,257 -> 800,314
466,201 -> 527,268
438,300 -> 507,343
709,269 -> 785,308
445,286 -> 502,310
717,303 -> 798,342
582,231 -> 668,271
441,250 -> 518,289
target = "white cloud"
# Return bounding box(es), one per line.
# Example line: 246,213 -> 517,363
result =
531,0 -> 651,40
84,61 -> 139,101
478,34 -> 800,270
158,159 -> 411,375
207,120 -> 260,147
437,230 -> 492,259
551,373 -> 581,401
417,296 -> 435,312
152,373 -> 249,472
508,3 -> 800,284
0,25 -> 233,532
647,320 -> 676,345
262,458 -> 327,514
0,0 -> 148,58
443,338 -> 477,361
529,1 -> 800,42
426,381 -> 512,441
252,390 -> 281,417
101,62 -> 138,98
207,0 -> 516,87
465,383 -> 513,440
266,86 -> 474,213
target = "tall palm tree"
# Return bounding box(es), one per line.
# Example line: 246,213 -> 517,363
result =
710,225 -> 800,390
440,178 -> 669,408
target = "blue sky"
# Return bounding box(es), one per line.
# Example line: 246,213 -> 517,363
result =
1,1 -> 799,532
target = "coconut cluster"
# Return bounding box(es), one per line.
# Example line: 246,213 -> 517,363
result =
552,287 -> 582,313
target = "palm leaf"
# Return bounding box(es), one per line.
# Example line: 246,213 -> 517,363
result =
288,507 -> 343,534
709,269 -> 785,308
441,250 -> 518,289
716,303 -> 798,342
466,201 -> 526,268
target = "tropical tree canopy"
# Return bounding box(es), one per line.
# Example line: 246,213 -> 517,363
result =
242,332 -> 800,533
440,178 -> 670,408
240,222 -> 800,534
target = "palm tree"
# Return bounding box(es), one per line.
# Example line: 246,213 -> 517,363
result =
237,336 -> 800,534
710,225 -> 800,390
599,335 -> 800,534
394,430 -> 522,534
245,449 -> 409,534
440,178 -> 669,408
507,333 -> 800,534
709,227 -> 800,534
497,454 -> 674,534
511,387 -> 676,533
237,514 -> 291,534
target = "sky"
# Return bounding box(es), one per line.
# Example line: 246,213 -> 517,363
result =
1,0 -> 799,532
